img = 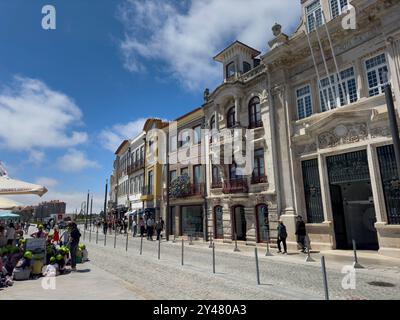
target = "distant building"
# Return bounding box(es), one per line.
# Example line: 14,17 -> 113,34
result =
33,200 -> 66,220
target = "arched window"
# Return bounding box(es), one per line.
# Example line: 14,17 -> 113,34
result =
214,206 -> 224,239
210,115 -> 216,143
256,204 -> 269,243
227,107 -> 236,128
249,97 -> 262,128
226,62 -> 236,78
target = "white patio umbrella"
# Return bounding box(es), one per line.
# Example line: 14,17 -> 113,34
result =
0,176 -> 48,197
0,197 -> 24,210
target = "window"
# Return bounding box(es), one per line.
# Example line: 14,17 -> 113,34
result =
248,97 -> 262,128
226,62 -> 235,78
130,178 -> 134,194
319,66 -> 358,112
169,170 -> 177,183
227,107 -> 236,128
330,0 -> 348,19
193,125 -> 202,145
296,85 -> 313,119
243,61 -> 251,73
229,162 -> 242,180
252,149 -> 266,183
181,167 -> 189,177
140,146 -> 144,161
148,171 -> 153,194
179,129 -> 191,147
135,149 -> 139,163
365,53 -> 389,97
212,165 -> 222,188
169,134 -> 177,152
193,165 -> 202,185
306,0 -> 324,32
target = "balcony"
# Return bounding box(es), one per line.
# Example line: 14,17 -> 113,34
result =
211,181 -> 223,189
248,120 -> 263,129
222,178 -> 248,194
127,160 -> 145,175
140,185 -> 154,201
251,175 -> 268,184
167,183 -> 205,199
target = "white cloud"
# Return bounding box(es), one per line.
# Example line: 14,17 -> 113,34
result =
35,177 -> 58,188
117,0 -> 301,90
27,150 -> 45,165
0,76 -> 88,151
99,118 -> 147,152
57,149 -> 100,172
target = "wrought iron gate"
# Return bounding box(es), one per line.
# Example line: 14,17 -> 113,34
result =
302,159 -> 324,223
326,150 -> 370,184
377,145 -> 400,225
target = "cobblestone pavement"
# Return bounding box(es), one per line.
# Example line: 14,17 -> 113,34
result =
79,228 -> 400,300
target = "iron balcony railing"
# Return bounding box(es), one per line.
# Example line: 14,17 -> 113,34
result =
222,178 -> 248,194
251,175 -> 268,184
167,183 -> 205,199
127,160 -> 145,175
248,120 -> 263,129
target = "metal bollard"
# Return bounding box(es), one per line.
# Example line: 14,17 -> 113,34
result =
209,233 -> 213,249
140,235 -> 143,255
89,227 -> 92,242
321,256 -> 329,300
189,234 -> 194,245
181,238 -> 184,266
83,227 -> 86,241
114,230 -> 117,249
96,229 -> 98,244
234,232 -> 240,252
104,231 -> 107,246
255,247 -> 260,285
172,234 -> 176,243
212,242 -> 216,274
305,236 -> 315,262
125,230 -> 129,252
352,239 -> 364,269
158,238 -> 161,260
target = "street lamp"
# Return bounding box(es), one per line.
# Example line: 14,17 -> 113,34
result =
384,84 -> 400,175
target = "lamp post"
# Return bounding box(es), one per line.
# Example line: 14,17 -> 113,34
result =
85,190 -> 90,230
384,84 -> 400,175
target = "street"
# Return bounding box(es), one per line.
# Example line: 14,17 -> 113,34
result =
2,226 -> 399,300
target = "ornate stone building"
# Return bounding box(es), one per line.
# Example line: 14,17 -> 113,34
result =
203,0 -> 400,257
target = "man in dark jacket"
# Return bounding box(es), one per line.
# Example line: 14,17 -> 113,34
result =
295,215 -> 307,253
277,220 -> 287,254
69,223 -> 81,271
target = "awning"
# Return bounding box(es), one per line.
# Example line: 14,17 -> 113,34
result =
0,176 -> 48,196
0,197 -> 24,210
0,211 -> 20,219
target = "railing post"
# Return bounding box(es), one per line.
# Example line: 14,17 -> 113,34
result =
352,239 -> 364,269
321,256 -> 329,300
181,238 -> 184,266
255,247 -> 260,285
233,232 -> 240,252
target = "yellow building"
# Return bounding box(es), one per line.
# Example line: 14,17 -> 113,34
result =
141,118 -> 169,218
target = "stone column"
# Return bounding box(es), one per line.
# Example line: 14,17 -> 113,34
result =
386,36 -> 400,107
234,97 -> 241,126
367,144 -> 388,223
222,202 -> 232,243
318,153 -> 333,222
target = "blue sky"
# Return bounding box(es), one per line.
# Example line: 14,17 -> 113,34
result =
0,0 -> 300,212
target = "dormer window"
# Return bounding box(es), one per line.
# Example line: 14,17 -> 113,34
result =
306,0 -> 324,33
226,62 -> 236,78
243,62 -> 251,74
330,0 -> 348,19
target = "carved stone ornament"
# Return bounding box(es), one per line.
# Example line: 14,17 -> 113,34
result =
260,89 -> 269,103
296,142 -> 317,155
318,123 -> 368,149
370,126 -> 391,138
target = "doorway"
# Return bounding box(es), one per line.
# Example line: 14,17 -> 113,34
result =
232,206 -> 246,241
327,150 -> 379,250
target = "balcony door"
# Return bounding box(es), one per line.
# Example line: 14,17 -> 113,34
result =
232,205 -> 246,241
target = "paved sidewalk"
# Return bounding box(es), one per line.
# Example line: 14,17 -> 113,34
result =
0,261 -> 140,300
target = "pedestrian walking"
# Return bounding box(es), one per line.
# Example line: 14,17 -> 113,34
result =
132,219 -> 137,237
146,216 -> 154,241
295,215 -> 307,253
277,220 -> 288,254
155,217 -> 163,241
139,218 -> 145,237
69,222 -> 81,271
